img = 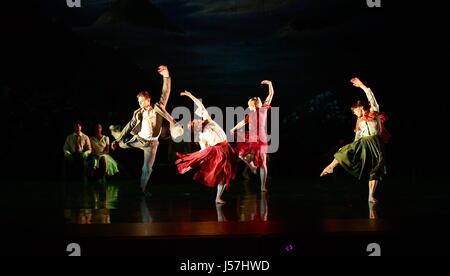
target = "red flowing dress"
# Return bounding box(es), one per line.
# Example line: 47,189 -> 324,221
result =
176,121 -> 237,188
235,102 -> 270,168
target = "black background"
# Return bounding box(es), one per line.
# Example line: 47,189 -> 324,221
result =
0,0 -> 449,256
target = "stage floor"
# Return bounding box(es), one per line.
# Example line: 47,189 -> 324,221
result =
2,176 -> 450,256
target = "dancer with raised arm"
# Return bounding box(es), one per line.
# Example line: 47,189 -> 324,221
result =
320,77 -> 389,203
110,65 -> 172,195
176,91 -> 237,204
230,80 -> 274,192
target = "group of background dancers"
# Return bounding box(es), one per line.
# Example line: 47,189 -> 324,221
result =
64,65 -> 388,205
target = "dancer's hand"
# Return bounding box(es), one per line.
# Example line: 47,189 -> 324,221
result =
261,80 -> 272,85
180,90 -> 192,97
111,141 -> 118,151
158,65 -> 170,78
64,151 -> 73,160
351,77 -> 365,88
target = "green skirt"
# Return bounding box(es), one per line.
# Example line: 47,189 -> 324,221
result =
334,135 -> 385,181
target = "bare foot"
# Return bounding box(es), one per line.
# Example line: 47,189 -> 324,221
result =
320,166 -> 334,177
261,186 -> 268,192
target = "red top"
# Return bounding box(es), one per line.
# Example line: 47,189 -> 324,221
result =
245,102 -> 271,144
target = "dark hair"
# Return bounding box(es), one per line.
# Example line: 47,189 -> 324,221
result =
74,121 -> 83,127
351,100 -> 369,112
136,91 -> 151,99
189,119 -> 208,133
95,123 -> 103,132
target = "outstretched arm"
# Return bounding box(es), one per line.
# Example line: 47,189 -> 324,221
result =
180,90 -> 210,120
158,65 -> 171,107
351,77 -> 379,112
230,119 -> 246,133
262,80 -> 274,105
156,103 -> 177,126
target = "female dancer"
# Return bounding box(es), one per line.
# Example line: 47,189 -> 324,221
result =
320,77 -> 388,203
90,124 -> 119,180
176,91 -> 237,204
230,80 -> 274,192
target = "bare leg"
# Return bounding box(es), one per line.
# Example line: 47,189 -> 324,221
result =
260,191 -> 268,221
368,180 -> 379,203
216,203 -> 226,222
216,184 -> 226,204
260,154 -> 268,192
320,159 -> 339,177
369,202 -> 378,219
239,156 -> 257,175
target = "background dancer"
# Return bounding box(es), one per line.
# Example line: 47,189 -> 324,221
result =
230,80 -> 274,192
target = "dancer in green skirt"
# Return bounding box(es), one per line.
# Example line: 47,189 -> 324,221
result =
320,77 -> 389,203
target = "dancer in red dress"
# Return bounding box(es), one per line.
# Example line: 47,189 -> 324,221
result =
230,80 -> 274,192
176,91 -> 237,204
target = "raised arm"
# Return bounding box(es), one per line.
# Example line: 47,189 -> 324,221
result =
180,90 -> 210,119
351,77 -> 379,112
157,65 -> 171,107
262,80 -> 274,105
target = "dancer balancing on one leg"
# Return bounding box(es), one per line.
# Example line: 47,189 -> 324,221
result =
320,77 -> 390,203
110,65 -> 172,195
230,80 -> 274,192
176,91 -> 237,204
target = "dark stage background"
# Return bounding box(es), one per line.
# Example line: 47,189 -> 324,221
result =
0,0 -> 449,255
2,1 -> 448,181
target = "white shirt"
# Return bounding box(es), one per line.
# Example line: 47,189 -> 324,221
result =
64,132 -> 91,154
199,122 -> 227,149
363,87 -> 379,113
355,87 -> 382,140
356,119 -> 381,140
138,108 -> 159,140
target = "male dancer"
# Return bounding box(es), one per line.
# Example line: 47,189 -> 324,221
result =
111,65 -> 172,194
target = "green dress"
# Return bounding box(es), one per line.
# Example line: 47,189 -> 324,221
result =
334,133 -> 385,181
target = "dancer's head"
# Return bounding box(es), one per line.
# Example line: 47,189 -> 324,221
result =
248,97 -> 262,111
95,124 -> 103,135
351,100 -> 369,118
137,91 -> 151,110
189,119 -> 204,133
73,121 -> 83,134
